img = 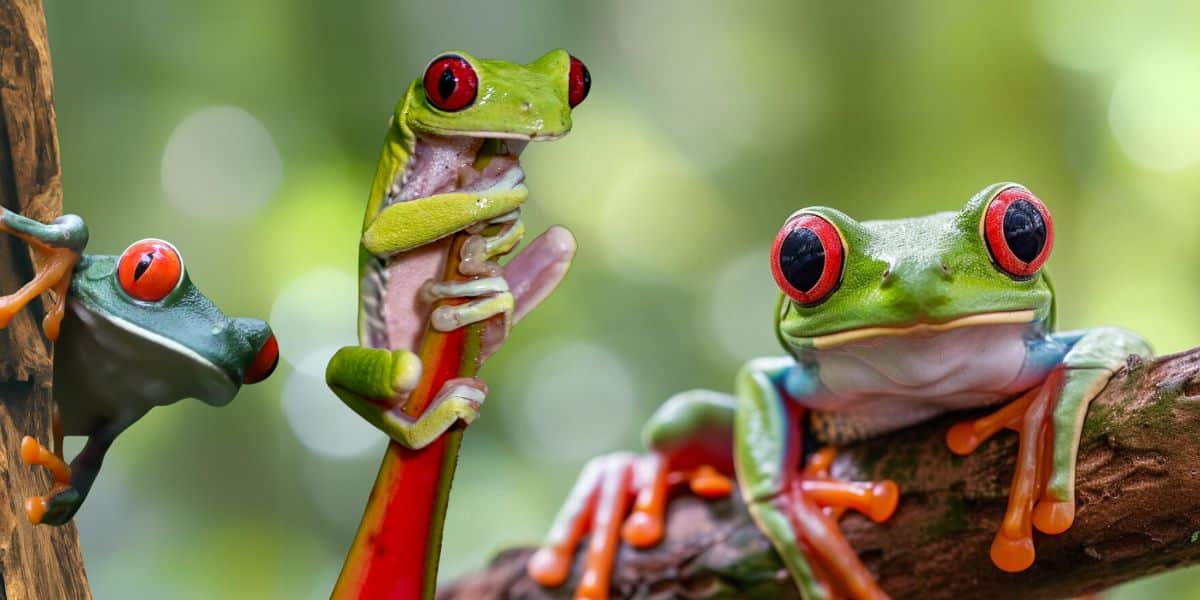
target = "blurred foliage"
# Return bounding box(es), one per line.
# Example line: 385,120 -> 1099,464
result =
39,0 -> 1200,598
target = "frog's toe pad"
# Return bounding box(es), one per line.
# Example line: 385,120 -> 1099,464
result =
945,422 -> 985,455
528,545 -> 573,587
1033,499 -> 1075,534
26,487 -> 82,526
688,465 -> 735,498
621,511 -> 664,548
867,480 -> 900,523
991,533 -> 1035,573
19,435 -> 41,465
25,496 -> 47,525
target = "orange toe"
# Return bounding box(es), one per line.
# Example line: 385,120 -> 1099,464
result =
990,532 -> 1035,573
621,511 -> 663,548
19,436 -> 40,464
1032,500 -> 1075,535
867,480 -> 899,523
688,466 -> 734,498
527,547 -> 572,587
945,422 -> 983,455
25,496 -> 46,525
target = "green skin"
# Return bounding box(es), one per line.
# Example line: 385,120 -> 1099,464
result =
541,183 -> 1152,599
0,209 -> 275,525
326,50 -> 577,448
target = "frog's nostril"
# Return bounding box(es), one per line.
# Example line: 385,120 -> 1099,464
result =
243,333 -> 279,384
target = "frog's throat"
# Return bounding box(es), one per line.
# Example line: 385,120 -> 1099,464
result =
806,309 -> 1038,350
78,301 -> 239,395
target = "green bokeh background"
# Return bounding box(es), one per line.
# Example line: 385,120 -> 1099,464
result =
40,1 -> 1200,598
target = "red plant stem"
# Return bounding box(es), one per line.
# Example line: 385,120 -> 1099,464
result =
333,232 -> 483,600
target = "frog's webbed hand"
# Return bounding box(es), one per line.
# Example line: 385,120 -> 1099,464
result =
20,412 -> 134,526
0,210 -> 87,340
420,211 -> 525,334
946,327 -> 1152,573
421,215 -> 575,362
325,346 -> 485,449
528,390 -> 737,599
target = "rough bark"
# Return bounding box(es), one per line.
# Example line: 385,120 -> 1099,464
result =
0,1 -> 91,598
441,348 -> 1200,600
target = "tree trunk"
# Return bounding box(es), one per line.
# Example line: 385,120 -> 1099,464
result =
0,1 -> 91,598
441,348 -> 1200,600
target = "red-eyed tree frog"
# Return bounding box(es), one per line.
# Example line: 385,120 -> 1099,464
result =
528,183 -> 1152,599
0,208 -> 279,526
325,50 -> 588,449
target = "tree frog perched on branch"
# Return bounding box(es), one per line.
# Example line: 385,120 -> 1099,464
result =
0,208 -> 279,526
325,49 -> 587,448
529,183 -> 1152,599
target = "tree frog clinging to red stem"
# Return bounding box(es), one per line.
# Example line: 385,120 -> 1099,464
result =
529,183 -> 1151,599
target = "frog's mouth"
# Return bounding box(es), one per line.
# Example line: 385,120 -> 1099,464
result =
806,309 -> 1038,350
382,134 -> 528,209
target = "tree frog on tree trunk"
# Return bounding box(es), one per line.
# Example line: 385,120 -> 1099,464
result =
325,49 -> 588,449
529,183 -> 1152,599
0,208 -> 279,526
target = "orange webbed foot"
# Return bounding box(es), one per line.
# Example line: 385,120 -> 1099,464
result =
528,453 -> 736,598
19,435 -> 75,525
799,446 -> 899,524
947,368 -> 1069,573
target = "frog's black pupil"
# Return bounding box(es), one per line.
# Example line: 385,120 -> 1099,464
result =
1003,200 -> 1046,263
581,65 -> 592,98
438,67 -> 457,100
133,252 -> 154,281
779,228 -> 825,292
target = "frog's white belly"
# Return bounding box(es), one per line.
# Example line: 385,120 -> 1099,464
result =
811,322 -> 1033,412
53,301 -> 237,435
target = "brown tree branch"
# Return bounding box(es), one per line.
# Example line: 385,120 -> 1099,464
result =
0,2 -> 91,598
441,348 -> 1200,599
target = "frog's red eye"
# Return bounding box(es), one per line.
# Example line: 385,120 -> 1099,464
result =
117,239 -> 183,302
243,333 -> 278,384
771,214 -> 844,305
423,55 -> 478,112
983,186 -> 1054,278
568,56 -> 590,108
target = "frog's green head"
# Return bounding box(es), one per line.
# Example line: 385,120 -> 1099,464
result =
398,48 -> 588,141
70,239 -> 279,405
773,183 -> 1055,351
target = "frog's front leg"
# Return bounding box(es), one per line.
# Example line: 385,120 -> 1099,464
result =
0,209 -> 87,340
20,412 -> 137,525
325,347 -> 485,449
946,327 -> 1152,572
736,358 -> 896,600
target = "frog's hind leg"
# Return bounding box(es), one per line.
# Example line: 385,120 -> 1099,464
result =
21,413 -> 135,526
0,210 -> 86,340
528,390 -> 738,598
527,452 -> 639,599
623,390 -> 737,546
20,435 -> 72,520
1036,328 -> 1153,535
